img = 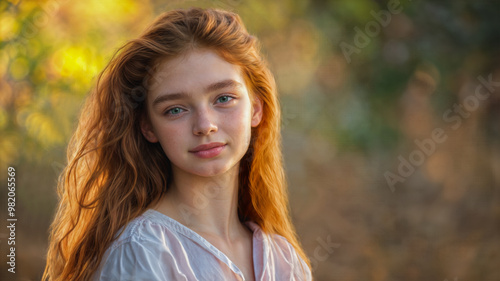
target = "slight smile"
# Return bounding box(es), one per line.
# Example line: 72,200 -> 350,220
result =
189,142 -> 226,158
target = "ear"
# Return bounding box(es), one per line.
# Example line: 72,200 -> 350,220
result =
251,96 -> 263,127
140,115 -> 159,143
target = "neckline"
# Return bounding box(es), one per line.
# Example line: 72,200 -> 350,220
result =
142,209 -> 265,280
143,208 -> 260,241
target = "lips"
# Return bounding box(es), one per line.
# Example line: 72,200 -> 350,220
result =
189,142 -> 225,152
189,142 -> 226,158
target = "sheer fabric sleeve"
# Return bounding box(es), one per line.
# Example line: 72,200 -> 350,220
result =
294,248 -> 313,281
270,234 -> 313,281
94,240 -> 188,281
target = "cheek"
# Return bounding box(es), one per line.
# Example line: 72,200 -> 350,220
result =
226,104 -> 252,129
154,123 -> 186,154
225,106 -> 253,147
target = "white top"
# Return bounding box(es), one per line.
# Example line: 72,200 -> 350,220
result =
93,209 -> 312,280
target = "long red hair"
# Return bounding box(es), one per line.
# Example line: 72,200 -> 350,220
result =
44,7 -> 310,280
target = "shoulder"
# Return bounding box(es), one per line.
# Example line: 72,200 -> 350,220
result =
247,221 -> 302,261
105,210 -> 173,250
247,222 -> 312,280
93,210 -> 188,281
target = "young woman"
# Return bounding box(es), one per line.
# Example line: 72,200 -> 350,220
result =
44,7 -> 312,281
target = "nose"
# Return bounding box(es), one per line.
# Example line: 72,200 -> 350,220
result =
192,108 -> 218,136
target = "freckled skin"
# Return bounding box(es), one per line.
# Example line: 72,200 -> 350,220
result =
141,48 -> 262,281
141,48 -> 262,180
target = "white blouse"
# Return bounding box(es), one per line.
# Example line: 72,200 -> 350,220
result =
93,209 -> 312,280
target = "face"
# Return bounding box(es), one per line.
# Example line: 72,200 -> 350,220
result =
141,48 -> 263,178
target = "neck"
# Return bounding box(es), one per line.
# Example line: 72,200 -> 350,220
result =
154,165 -> 245,241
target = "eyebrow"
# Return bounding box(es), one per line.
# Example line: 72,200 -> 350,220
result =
152,79 -> 243,107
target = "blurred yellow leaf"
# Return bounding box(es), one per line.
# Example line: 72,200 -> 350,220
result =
9,56 -> 30,80
0,133 -> 20,169
24,111 -> 64,146
0,50 -> 8,77
0,107 -> 7,129
50,46 -> 103,82
0,12 -> 19,41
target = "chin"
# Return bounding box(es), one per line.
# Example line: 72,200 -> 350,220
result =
190,162 -> 239,178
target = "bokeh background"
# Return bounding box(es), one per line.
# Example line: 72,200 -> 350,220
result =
1,0 -> 499,280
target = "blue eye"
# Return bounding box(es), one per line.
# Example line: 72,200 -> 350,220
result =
165,107 -> 184,115
217,96 -> 233,103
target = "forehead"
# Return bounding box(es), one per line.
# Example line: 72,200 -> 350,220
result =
148,49 -> 245,96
